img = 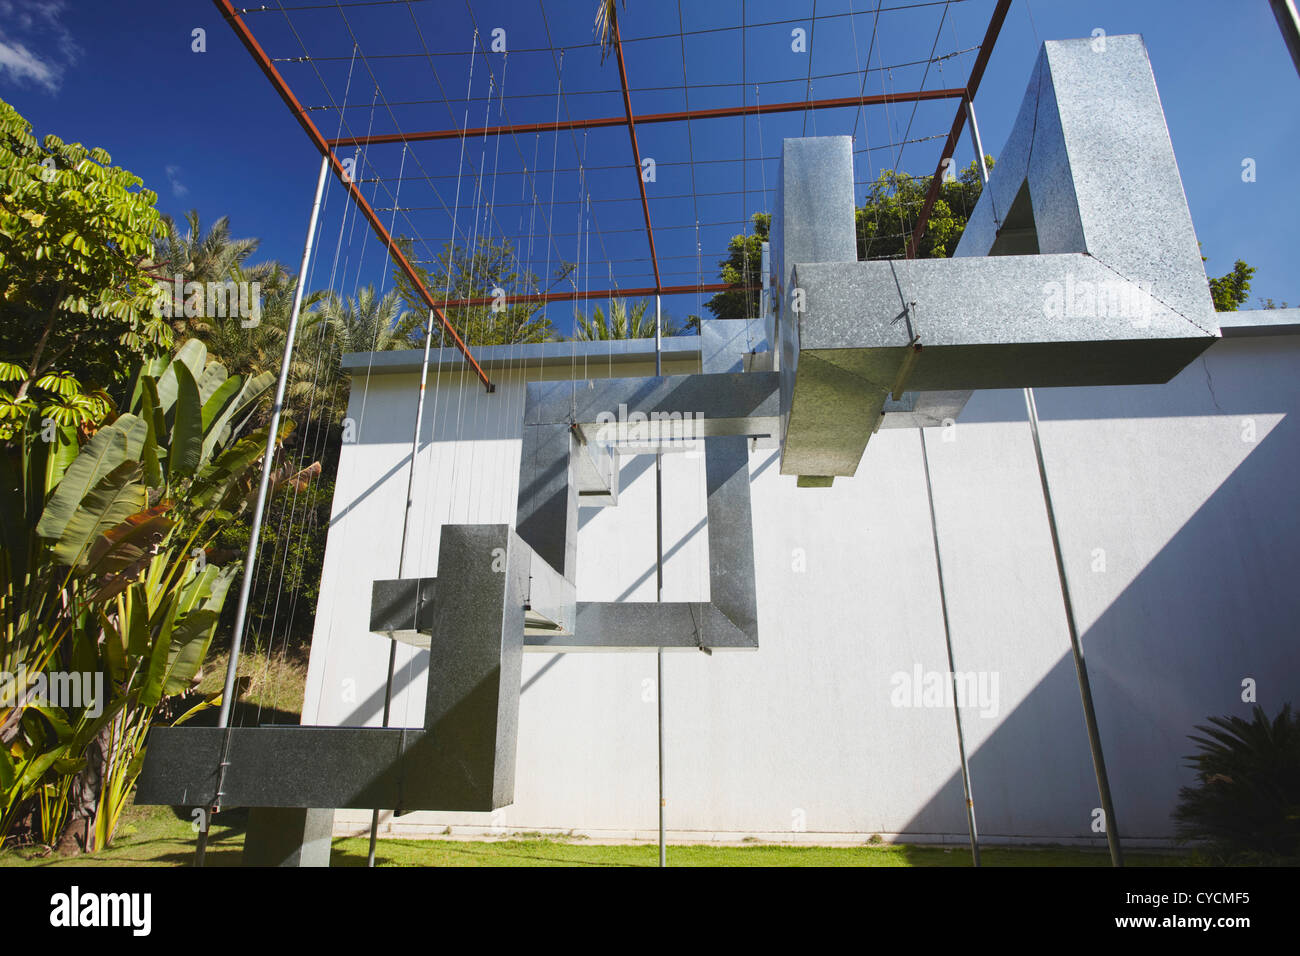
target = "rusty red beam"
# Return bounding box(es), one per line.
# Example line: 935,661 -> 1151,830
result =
211,0 -> 494,391
612,21 -> 661,291
905,0 -> 1012,259
327,88 -> 967,148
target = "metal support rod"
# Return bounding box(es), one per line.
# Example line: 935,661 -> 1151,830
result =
965,97 -> 990,185
1270,0 -> 1300,78
327,88 -> 967,148
1023,387 -> 1124,867
367,307 -> 438,867
654,294 -> 666,868
906,0 -> 1011,257
198,153 -> 330,867
917,429 -> 980,866
614,22 -> 661,290
211,0 -> 494,391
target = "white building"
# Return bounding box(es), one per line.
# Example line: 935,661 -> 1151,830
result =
303,307 -> 1300,847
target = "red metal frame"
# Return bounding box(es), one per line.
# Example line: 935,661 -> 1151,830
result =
612,21 -> 662,291
905,0 -> 1013,258
326,88 -> 968,148
213,0 -> 495,391
216,0 -> 1008,370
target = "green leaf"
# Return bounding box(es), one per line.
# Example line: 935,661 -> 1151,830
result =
204,370 -> 272,459
162,609 -> 219,696
167,361 -> 202,478
34,371 -> 80,397
196,361 -> 229,407
35,413 -> 147,541
98,608 -> 127,685
173,338 -> 207,381
190,426 -> 269,509
50,461 -> 146,568
43,422 -> 79,493
139,376 -> 163,486
139,595 -> 177,708
202,563 -> 240,614
124,583 -> 150,658
200,374 -> 241,436
112,412 -> 146,462
27,703 -> 73,740
170,692 -> 220,727
36,425 -> 129,540
154,339 -> 207,413
17,747 -> 69,791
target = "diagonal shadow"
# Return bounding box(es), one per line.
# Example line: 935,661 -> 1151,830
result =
899,412 -> 1300,843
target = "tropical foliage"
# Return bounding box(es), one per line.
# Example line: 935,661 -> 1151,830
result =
574,297 -> 683,340
594,0 -> 626,62
394,236 -> 555,347
0,96 -> 170,429
855,159 -> 989,261
0,339 -> 306,852
1173,704 -> 1300,863
1208,259 -> 1255,312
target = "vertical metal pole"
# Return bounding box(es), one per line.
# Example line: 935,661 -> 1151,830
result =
965,97 -> 990,185
964,100 -> 1119,865
368,308 -> 438,867
1023,388 -> 1124,867
198,153 -> 330,867
760,241 -> 772,353
917,429 -> 980,866
654,294 -> 666,868
1270,0 -> 1300,78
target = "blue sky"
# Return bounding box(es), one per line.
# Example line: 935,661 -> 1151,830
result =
2,0 -> 1296,334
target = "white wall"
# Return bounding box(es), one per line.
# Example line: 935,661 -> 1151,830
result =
304,334 -> 1300,845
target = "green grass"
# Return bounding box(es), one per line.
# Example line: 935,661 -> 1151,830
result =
197,647 -> 310,724
0,654 -> 1201,867
0,802 -> 1196,867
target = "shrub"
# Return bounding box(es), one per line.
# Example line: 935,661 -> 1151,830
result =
1173,704 -> 1300,863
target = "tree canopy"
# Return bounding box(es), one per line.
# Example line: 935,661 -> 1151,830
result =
0,96 -> 170,425
393,236 -> 555,347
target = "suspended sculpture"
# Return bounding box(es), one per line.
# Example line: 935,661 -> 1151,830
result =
137,35 -> 1221,866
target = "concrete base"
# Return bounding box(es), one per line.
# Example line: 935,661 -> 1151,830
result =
243,807 -> 335,867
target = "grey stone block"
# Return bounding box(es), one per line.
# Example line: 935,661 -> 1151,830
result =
136,526 -> 527,813
244,807 -> 335,867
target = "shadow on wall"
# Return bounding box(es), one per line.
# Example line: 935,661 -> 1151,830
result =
901,408 -> 1300,843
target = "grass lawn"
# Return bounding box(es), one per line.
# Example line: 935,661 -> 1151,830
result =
0,802 -> 1197,867
0,652 -> 1201,867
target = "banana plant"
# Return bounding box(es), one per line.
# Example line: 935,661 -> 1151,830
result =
0,339 -> 308,852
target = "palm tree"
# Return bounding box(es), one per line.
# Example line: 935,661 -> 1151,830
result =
150,211 -> 263,283
574,297 -> 681,340
144,211 -> 287,364
595,0 -> 625,63
321,285 -> 422,355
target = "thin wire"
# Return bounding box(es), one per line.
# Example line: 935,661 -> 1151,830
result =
255,42 -> 361,725
299,47 -> 978,109
801,0 -> 817,136
259,0 -> 976,46
884,0 -> 952,178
